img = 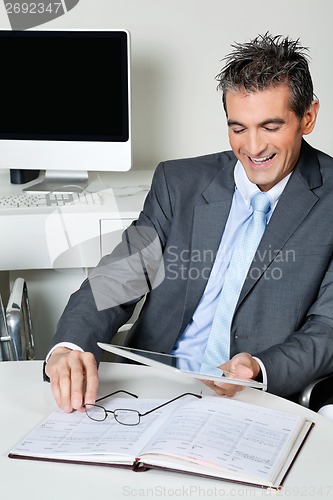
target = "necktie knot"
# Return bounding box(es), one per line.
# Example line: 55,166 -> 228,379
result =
250,192 -> 271,214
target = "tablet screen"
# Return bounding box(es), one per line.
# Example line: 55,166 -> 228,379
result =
97,343 -> 266,389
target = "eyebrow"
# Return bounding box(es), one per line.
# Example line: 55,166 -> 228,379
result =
227,118 -> 286,127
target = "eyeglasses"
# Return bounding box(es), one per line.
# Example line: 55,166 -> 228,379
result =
84,390 -> 202,426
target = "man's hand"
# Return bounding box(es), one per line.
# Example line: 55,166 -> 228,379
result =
45,347 -> 99,413
201,352 -> 261,397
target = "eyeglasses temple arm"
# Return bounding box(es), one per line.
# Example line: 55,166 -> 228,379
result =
95,389 -> 138,403
139,392 -> 202,417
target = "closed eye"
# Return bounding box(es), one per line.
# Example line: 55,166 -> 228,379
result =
263,126 -> 280,132
231,128 -> 246,134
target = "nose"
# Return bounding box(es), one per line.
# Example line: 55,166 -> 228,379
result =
243,130 -> 267,157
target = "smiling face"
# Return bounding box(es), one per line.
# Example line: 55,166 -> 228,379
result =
226,84 -> 319,191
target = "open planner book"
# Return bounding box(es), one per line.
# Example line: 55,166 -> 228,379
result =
8,394 -> 313,490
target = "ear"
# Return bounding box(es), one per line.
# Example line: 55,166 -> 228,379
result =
301,99 -> 320,135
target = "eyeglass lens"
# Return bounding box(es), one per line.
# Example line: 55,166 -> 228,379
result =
85,404 -> 141,425
114,409 -> 140,426
85,404 -> 107,421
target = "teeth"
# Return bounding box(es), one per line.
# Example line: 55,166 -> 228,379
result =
250,154 -> 274,164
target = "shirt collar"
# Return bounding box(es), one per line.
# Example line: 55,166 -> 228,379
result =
234,160 -> 292,210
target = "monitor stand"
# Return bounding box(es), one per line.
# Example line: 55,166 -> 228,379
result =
22,170 -> 89,194
10,169 -> 40,185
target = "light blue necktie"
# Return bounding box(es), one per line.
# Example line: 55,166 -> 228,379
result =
200,191 -> 271,375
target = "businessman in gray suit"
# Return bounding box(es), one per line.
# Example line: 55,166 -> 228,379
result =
45,33 -> 333,414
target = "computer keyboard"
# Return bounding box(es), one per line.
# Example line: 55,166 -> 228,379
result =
0,192 -> 102,209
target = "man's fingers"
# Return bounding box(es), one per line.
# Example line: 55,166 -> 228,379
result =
46,349 -> 99,413
68,351 -> 89,411
236,365 -> 254,379
49,370 -> 64,410
48,351 -> 73,412
81,352 -> 99,406
214,381 -> 245,396
199,378 -> 245,397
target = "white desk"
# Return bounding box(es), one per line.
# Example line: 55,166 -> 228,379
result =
0,170 -> 154,358
0,169 -> 154,270
1,361 -> 333,500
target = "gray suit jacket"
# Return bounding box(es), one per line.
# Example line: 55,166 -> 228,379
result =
51,139 -> 333,397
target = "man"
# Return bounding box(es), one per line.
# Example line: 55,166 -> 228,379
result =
45,33 -> 333,414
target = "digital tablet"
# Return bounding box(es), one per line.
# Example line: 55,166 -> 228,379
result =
97,343 -> 266,389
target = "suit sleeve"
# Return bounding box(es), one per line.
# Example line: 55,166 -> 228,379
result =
48,162 -> 173,362
256,257 -> 333,396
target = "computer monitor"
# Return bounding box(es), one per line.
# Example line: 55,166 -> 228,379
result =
0,29 -> 131,192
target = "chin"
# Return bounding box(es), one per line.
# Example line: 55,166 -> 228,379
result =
248,175 -> 275,191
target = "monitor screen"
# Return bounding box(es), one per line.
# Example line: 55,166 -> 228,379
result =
0,29 -> 131,191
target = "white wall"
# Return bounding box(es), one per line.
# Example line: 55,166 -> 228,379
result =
0,0 -> 332,170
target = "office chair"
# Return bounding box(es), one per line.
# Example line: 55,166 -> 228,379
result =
0,294 -> 15,361
298,373 -> 333,412
0,278 -> 35,361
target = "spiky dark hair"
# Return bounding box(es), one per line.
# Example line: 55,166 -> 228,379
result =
216,33 -> 314,119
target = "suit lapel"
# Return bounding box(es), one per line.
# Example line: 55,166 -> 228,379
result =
237,140 -> 322,305
180,155 -> 236,330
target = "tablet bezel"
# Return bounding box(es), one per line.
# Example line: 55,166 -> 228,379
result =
97,343 -> 266,389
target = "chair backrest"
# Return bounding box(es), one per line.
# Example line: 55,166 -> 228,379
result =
0,294 -> 16,361
298,373 -> 333,412
0,278 -> 35,361
6,278 -> 35,361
